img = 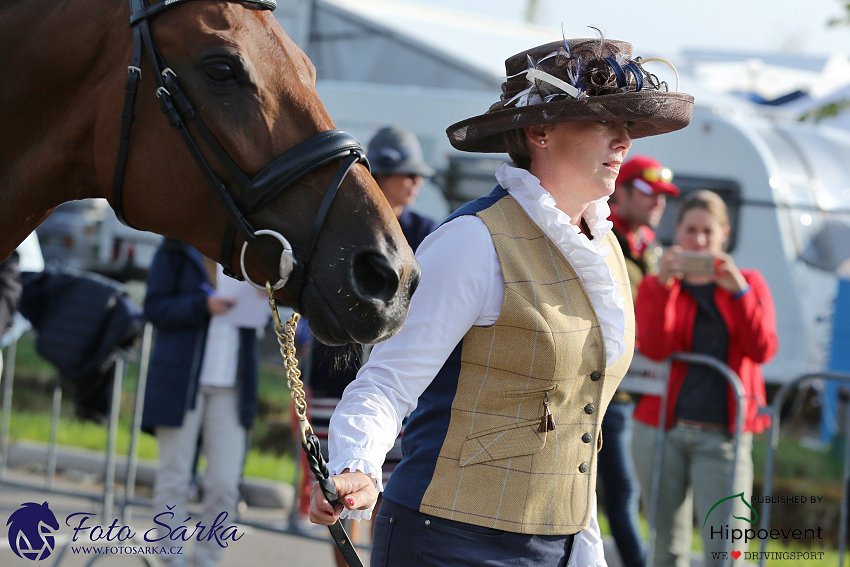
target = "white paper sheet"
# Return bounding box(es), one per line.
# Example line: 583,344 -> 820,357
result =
211,264 -> 271,329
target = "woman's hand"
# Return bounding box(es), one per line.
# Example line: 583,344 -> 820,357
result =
207,295 -> 236,315
657,245 -> 685,287
713,252 -> 748,294
308,471 -> 379,525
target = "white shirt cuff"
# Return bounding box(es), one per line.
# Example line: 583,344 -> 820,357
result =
327,452 -> 384,521
567,492 -> 608,567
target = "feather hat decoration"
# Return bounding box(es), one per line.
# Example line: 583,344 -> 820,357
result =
446,35 -> 694,153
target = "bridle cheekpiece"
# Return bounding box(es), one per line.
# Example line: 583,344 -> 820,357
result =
112,0 -> 370,309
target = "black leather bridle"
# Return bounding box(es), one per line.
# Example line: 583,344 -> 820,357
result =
112,0 -> 370,309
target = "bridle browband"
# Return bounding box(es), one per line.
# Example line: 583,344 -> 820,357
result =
112,0 -> 370,310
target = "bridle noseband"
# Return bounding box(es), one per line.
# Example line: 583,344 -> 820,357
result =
112,0 -> 370,308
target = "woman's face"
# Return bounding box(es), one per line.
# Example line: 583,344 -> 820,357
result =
676,207 -> 729,254
543,120 -> 632,203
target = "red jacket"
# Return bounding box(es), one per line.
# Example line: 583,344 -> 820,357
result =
633,269 -> 778,433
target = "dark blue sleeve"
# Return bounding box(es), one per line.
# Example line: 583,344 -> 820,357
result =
143,248 -> 208,330
400,210 -> 440,252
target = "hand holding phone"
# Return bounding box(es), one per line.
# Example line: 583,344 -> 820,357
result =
676,251 -> 718,275
658,247 -> 717,286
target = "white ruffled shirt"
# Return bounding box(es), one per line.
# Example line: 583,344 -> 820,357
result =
327,164 -> 627,567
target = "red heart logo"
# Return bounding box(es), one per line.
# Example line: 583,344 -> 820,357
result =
731,551 -> 741,560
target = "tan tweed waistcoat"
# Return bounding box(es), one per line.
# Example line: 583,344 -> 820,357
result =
418,195 -> 635,535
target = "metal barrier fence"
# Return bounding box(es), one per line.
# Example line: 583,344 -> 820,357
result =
0,323 -> 372,565
757,371 -> 850,567
644,352 -> 746,567
0,324 -> 157,566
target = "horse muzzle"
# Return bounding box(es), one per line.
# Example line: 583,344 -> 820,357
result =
302,249 -> 420,346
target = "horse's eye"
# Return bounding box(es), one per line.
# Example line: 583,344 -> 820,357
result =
204,62 -> 237,84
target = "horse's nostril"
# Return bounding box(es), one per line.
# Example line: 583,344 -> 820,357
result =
407,265 -> 421,296
350,250 -> 400,303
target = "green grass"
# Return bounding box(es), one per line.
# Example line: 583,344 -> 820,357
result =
7,410 -> 159,459
752,433 -> 845,484
5,330 -> 56,380
4,332 -> 297,482
6,410 -> 295,482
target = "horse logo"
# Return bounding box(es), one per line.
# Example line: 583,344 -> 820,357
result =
6,502 -> 60,561
703,492 -> 759,528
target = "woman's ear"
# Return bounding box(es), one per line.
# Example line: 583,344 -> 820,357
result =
524,125 -> 548,147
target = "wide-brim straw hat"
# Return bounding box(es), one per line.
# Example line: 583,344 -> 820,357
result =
447,37 -> 694,153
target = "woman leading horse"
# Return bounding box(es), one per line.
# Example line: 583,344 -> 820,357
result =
310,35 -> 693,566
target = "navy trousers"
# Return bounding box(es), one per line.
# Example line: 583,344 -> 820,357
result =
597,401 -> 645,567
371,498 -> 575,567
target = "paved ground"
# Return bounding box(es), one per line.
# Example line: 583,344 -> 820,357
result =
0,468 -> 345,567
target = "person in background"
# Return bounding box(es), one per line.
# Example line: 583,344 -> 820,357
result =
597,155 -> 680,567
142,238 -> 262,567
631,190 -> 778,567
307,124 -> 438,566
610,155 -> 678,297
310,35 -> 693,567
367,125 -> 439,246
0,251 -> 22,375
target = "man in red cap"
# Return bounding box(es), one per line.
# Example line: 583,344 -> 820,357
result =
611,154 -> 680,298
599,154 -> 680,567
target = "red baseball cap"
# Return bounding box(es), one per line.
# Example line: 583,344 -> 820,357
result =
616,155 -> 680,197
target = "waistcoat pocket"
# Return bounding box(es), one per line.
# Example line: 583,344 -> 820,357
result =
504,384 -> 557,398
458,419 -> 546,467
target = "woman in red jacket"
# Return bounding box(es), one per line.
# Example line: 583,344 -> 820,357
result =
631,190 -> 778,567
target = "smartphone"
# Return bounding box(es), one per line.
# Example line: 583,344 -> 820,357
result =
677,251 -> 717,275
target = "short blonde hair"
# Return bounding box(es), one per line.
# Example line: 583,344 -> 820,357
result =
502,128 -> 531,170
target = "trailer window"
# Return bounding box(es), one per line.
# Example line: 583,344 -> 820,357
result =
441,155 -> 505,211
800,213 -> 850,272
653,177 -> 742,253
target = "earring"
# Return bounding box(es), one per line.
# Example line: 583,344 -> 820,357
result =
540,139 -> 546,146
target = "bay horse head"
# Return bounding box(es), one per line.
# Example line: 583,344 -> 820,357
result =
0,0 -> 420,345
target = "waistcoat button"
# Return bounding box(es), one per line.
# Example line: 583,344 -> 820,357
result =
590,371 -> 602,381
579,462 -> 589,473
424,519 -> 431,526
584,403 -> 595,414
581,433 -> 593,443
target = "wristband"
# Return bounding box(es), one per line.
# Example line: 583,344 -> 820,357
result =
733,286 -> 751,299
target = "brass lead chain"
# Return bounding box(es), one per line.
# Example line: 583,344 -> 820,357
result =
267,282 -> 312,444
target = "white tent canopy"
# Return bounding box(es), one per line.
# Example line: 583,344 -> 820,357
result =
276,0 -> 566,91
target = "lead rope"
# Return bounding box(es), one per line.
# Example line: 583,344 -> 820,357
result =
266,284 -> 365,567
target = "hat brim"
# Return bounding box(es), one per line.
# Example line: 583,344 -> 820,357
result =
446,91 -> 694,153
652,180 -> 680,197
632,177 -> 680,197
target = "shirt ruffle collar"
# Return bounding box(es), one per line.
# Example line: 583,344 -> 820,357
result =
495,163 -> 627,364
